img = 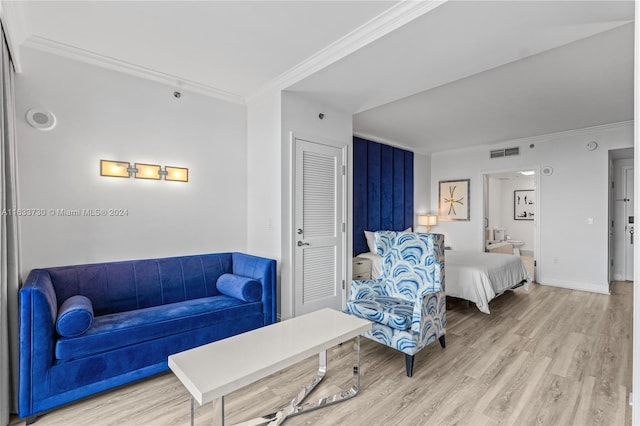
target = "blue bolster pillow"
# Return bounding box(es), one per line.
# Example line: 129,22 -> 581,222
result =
216,274 -> 262,302
56,295 -> 94,337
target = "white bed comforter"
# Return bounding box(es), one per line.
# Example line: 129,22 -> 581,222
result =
445,251 -> 531,314
356,250 -> 531,314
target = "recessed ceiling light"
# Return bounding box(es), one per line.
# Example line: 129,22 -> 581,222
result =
520,170 -> 535,176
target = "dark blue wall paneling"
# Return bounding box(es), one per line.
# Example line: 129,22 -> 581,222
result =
353,137 -> 414,256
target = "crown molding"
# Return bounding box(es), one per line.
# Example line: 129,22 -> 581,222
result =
16,1 -> 447,105
358,121 -> 634,157
248,0 -> 448,102
23,35 -> 245,105
489,120 -> 634,148
0,0 -> 29,72
429,120 -> 634,157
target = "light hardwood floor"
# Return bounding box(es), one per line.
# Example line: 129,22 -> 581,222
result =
12,282 -> 632,426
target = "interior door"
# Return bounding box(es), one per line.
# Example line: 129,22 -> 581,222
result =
294,137 -> 345,316
624,166 -> 634,281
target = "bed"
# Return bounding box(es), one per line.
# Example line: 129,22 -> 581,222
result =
356,250 -> 531,314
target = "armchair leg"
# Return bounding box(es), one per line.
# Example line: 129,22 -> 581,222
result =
26,415 -> 38,425
439,335 -> 446,348
405,354 -> 414,377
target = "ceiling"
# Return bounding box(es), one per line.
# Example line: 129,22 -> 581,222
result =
15,1 -> 401,98
5,0 -> 636,154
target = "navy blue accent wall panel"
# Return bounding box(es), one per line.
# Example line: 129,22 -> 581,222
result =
404,151 -> 414,229
367,141 -> 381,232
380,144 -> 394,230
393,148 -> 405,231
353,137 -> 414,256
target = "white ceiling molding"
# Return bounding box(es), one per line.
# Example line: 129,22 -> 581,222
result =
23,35 -> 245,105
428,120 -> 634,157
0,0 -> 29,72
248,0 -> 448,103
488,120 -> 634,149
360,120 -> 634,157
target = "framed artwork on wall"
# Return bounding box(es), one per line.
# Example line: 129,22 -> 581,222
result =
514,189 -> 535,220
438,179 -> 470,221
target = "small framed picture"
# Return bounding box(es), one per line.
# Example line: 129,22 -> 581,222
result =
514,190 -> 535,220
439,179 -> 470,221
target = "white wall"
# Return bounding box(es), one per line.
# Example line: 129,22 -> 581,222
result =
15,48 -> 248,278
414,152 -> 432,229
279,91 -> 353,320
487,176 -> 502,230
431,122 -> 633,294
245,90 -> 353,320
246,89 -> 282,260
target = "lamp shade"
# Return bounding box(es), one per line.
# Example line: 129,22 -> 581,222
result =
419,215 -> 437,227
419,214 -> 437,233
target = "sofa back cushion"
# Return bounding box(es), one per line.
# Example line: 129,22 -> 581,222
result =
47,253 -> 233,316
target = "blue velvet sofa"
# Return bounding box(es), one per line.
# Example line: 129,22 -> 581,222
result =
18,252 -> 277,422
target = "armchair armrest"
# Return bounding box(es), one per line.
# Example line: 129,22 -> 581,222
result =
348,278 -> 387,301
411,290 -> 446,337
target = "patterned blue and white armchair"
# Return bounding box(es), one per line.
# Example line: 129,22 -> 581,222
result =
345,231 -> 446,376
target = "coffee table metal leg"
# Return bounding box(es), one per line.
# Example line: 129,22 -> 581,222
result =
213,396 -> 225,426
237,336 -> 361,425
191,398 -> 194,426
191,395 -> 225,426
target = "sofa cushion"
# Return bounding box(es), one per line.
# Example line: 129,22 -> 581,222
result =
216,274 -> 262,302
346,295 -> 413,331
55,295 -> 262,360
56,295 -> 94,337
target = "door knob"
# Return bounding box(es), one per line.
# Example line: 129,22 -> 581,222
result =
297,241 -> 310,247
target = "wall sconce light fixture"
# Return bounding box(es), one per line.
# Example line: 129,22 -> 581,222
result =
100,160 -> 132,178
164,166 -> 188,182
418,214 -> 438,233
100,160 -> 188,182
134,163 -> 161,180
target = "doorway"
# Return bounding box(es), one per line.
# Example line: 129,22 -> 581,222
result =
293,136 -> 347,316
610,147 -> 635,282
483,169 -> 538,280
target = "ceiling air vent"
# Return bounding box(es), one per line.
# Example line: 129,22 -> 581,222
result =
490,147 -> 520,159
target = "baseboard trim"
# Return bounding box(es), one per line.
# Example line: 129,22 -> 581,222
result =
539,278 -> 610,295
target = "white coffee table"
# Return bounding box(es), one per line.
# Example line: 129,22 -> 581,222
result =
168,308 -> 372,425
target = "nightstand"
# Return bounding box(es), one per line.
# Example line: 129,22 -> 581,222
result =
352,257 -> 372,280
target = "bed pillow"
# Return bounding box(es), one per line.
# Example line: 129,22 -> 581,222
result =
216,273 -> 262,302
365,228 -> 412,253
56,295 -> 94,337
364,230 -> 376,253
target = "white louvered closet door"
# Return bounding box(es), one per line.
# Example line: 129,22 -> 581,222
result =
294,137 -> 345,316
